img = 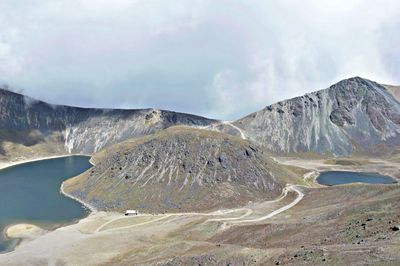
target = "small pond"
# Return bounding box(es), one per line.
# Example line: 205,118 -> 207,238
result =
316,171 -> 397,186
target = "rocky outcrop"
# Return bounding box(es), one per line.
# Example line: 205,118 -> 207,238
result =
63,127 -> 289,212
234,77 -> 400,156
0,89 -> 216,155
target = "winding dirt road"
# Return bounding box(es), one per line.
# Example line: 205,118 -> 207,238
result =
95,184 -> 304,233
229,185 -> 303,223
222,121 -> 247,140
95,208 -> 252,233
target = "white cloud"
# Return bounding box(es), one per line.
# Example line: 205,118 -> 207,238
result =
0,29 -> 23,76
0,0 -> 399,120
208,0 -> 400,119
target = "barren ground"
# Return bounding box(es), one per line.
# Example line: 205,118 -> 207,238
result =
0,157 -> 399,265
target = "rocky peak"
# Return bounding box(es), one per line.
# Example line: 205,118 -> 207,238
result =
234,77 -> 400,156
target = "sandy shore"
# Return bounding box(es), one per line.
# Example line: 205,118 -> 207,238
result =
0,154 -> 92,171
2,223 -> 48,253
5,224 -> 46,241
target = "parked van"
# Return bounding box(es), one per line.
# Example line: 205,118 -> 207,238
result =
125,210 -> 139,216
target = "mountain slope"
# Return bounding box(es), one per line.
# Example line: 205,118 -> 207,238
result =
2,77 -> 399,160
382,84 -> 400,103
63,127 -> 296,212
234,77 -> 400,156
0,89 -> 216,159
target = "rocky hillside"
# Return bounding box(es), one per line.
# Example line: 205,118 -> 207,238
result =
2,77 -> 399,160
63,127 -> 295,212
0,89 -> 216,158
235,77 -> 400,156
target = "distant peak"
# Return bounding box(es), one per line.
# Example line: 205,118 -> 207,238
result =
336,76 -> 369,84
327,76 -> 384,92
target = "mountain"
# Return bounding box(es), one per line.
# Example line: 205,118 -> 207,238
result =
0,88 -> 216,159
63,127 -> 295,212
234,77 -> 400,156
1,77 -> 399,160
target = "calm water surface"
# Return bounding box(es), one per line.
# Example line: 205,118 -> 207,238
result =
0,156 -> 92,252
317,171 -> 397,186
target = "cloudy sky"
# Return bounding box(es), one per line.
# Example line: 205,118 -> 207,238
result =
0,0 -> 399,120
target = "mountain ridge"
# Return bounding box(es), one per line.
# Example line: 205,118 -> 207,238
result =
234,77 -> 400,156
0,76 -> 399,158
0,88 -> 217,158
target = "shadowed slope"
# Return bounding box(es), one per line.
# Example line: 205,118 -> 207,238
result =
0,89 -> 216,160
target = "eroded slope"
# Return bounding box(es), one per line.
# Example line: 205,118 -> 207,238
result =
0,89 -> 215,160
63,127 -> 294,212
235,77 -> 400,156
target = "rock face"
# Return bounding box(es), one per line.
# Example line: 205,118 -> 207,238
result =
235,77 -> 400,156
63,127 -> 288,212
0,89 -> 216,156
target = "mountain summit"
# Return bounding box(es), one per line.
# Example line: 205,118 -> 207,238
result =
234,77 -> 400,156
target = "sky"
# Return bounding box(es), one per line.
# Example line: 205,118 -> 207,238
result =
0,0 -> 399,120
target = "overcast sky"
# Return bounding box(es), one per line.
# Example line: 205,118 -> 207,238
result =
0,0 -> 399,120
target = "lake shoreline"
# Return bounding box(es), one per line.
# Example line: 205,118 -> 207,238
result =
60,183 -> 97,213
60,156 -> 97,213
2,223 -> 46,253
0,154 -> 92,171
274,157 -> 400,184
1,213 -> 95,254
0,153 -> 96,213
0,155 -> 95,254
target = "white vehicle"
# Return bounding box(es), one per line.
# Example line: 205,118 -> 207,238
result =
125,210 -> 139,216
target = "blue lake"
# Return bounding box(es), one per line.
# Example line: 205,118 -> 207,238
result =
317,171 -> 397,186
0,156 -> 92,253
